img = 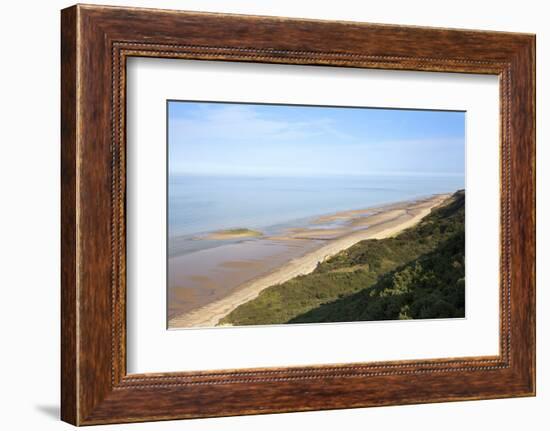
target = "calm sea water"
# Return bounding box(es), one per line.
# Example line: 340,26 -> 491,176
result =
168,174 -> 464,240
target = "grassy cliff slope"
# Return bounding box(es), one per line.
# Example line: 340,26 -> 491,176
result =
220,191 -> 465,326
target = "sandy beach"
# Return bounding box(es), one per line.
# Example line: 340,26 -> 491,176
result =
168,193 -> 450,329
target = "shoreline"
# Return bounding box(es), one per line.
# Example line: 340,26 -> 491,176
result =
168,193 -> 451,329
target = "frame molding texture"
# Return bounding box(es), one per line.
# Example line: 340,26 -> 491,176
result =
61,4 -> 535,425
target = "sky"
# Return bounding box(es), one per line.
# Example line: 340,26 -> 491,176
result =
168,101 -> 465,177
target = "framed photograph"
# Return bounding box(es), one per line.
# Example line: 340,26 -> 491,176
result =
165,101 -> 466,330
61,4 -> 536,425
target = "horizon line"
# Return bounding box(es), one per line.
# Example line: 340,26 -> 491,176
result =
168,171 -> 465,178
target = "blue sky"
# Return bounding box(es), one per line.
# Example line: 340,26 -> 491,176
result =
168,101 -> 465,177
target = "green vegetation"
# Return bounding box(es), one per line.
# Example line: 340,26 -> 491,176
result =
222,228 -> 262,236
220,191 -> 465,326
206,228 -> 263,239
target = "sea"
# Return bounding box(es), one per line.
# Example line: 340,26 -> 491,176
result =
168,174 -> 464,257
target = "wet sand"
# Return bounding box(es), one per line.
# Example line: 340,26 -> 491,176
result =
167,239 -> 319,319
168,193 -> 450,329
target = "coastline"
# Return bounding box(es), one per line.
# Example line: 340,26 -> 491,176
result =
168,193 -> 451,329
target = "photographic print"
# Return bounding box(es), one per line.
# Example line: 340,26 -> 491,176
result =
167,101 -> 465,329
60,7 -> 536,423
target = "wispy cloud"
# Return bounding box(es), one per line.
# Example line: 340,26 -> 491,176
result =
168,102 -> 465,177
169,104 -> 356,145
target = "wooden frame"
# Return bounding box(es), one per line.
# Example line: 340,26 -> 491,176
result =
61,4 -> 535,426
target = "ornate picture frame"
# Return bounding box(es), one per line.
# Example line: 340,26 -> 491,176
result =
61,4 -> 535,425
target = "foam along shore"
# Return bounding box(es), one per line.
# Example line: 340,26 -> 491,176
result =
168,193 -> 451,329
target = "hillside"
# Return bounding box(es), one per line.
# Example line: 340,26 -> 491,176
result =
220,191 -> 465,326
